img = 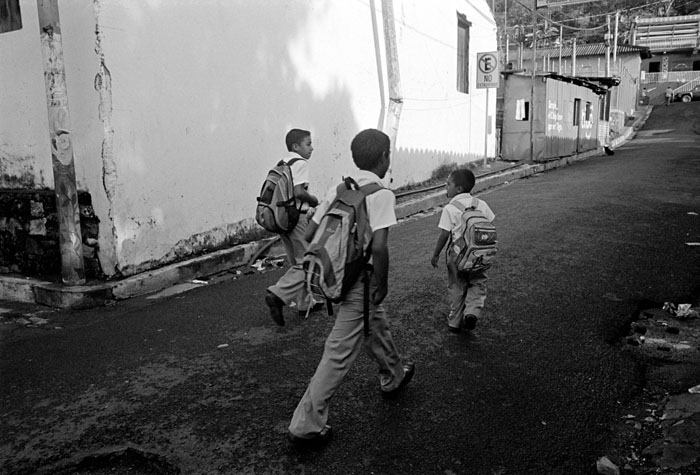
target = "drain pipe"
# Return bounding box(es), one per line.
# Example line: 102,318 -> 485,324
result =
381,0 -> 403,182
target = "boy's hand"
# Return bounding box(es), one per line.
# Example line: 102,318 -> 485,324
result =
306,207 -> 316,220
371,285 -> 388,305
431,254 -> 440,268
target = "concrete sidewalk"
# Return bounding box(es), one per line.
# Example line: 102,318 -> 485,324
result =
0,106 -> 653,310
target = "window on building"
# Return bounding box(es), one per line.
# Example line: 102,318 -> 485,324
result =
693,60 -> 700,71
515,99 -> 529,121
457,13 -> 471,94
0,0 -> 22,34
585,102 -> 592,121
599,91 -> 611,121
649,61 -> 660,73
573,99 -> 581,126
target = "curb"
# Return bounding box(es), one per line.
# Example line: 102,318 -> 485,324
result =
0,114 -> 650,309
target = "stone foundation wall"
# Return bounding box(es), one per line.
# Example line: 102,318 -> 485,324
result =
0,190 -> 102,280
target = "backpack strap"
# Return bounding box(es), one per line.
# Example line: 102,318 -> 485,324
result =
359,182 -> 383,197
278,157 -> 304,167
449,197 -> 479,213
354,180 -> 384,336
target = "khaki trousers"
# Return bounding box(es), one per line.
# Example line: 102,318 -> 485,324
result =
267,216 -> 313,311
288,274 -> 407,438
446,250 -> 488,330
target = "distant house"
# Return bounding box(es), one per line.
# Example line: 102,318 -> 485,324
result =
500,72 -> 605,162
631,14 -> 700,103
501,42 -> 649,148
0,0 -> 497,281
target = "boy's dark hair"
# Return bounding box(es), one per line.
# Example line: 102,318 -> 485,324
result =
450,169 -> 475,193
285,129 -> 311,152
350,129 -> 390,170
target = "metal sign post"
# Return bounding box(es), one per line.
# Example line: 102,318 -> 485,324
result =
476,52 -> 499,165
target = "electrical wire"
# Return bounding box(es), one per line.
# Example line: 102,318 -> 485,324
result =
507,0 -> 698,32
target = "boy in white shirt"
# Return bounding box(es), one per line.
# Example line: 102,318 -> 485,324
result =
431,169 -> 495,333
287,129 -> 415,449
265,129 -> 323,325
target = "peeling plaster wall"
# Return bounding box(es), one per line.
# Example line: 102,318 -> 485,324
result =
0,1 -> 52,190
2,0 -> 497,277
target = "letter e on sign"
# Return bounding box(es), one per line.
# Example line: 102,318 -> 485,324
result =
477,52 -> 499,89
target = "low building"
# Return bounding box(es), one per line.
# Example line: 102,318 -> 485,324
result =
500,72 -> 606,162
631,14 -> 700,103
503,43 -> 650,139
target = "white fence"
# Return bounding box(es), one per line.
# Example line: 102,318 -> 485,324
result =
643,71 -> 700,84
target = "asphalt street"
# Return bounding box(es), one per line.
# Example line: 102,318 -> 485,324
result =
1,102 -> 699,475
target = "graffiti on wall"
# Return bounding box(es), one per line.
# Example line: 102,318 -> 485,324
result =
547,100 -> 563,133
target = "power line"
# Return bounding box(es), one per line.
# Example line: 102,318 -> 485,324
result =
505,0 -> 697,32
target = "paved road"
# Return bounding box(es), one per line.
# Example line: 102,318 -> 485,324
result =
1,102 -> 699,475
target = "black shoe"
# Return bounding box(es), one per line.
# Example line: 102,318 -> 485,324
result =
288,425 -> 332,450
265,292 -> 285,326
298,301 -> 325,317
464,314 -> 478,330
382,363 -> 415,399
447,325 -> 462,334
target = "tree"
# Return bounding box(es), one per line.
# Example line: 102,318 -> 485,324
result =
491,0 -> 700,48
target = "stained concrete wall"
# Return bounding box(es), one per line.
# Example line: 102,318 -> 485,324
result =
0,0 -> 496,278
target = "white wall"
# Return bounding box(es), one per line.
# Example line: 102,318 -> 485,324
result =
0,0 -> 496,277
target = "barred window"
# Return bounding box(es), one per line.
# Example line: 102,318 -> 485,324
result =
457,13 -> 471,94
0,0 -> 22,34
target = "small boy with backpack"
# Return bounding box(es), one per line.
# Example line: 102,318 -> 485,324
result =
260,128 -> 323,325
431,169 -> 496,334
287,128 -> 415,448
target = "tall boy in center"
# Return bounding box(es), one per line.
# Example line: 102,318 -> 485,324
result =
287,128 -> 415,447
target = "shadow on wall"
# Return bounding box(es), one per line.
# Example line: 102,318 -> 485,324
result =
391,146 -> 487,189
112,1 -> 366,278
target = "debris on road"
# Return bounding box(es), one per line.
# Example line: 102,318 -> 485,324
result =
596,455 -> 620,475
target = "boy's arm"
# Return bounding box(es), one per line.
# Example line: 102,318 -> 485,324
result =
304,220 -> 319,242
431,229 -> 451,268
370,228 -> 390,305
294,184 -> 319,207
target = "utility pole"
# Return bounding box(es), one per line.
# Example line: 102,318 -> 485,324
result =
530,0 -> 537,163
36,0 -> 85,285
605,14 -> 611,77
613,10 -> 619,67
381,0 -> 403,180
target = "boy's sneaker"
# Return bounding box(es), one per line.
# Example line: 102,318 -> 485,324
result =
288,425 -> 332,450
265,292 -> 285,326
382,363 -> 415,399
464,314 -> 478,330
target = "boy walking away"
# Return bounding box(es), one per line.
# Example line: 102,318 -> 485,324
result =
265,129 -> 323,325
665,86 -> 674,106
431,169 -> 495,334
287,129 -> 415,449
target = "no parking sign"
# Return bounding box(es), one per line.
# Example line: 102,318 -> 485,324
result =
476,52 -> 499,89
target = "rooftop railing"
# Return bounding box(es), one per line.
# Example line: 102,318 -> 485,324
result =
642,71 -> 700,84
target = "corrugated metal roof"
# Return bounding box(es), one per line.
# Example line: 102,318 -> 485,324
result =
533,43 -> 651,58
537,43 -> 649,56
635,14 -> 700,25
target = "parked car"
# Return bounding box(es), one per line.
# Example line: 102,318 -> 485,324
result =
675,84 -> 700,102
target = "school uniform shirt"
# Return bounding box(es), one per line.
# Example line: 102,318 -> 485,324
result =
313,169 -> 396,232
438,193 -> 495,243
282,152 -> 310,211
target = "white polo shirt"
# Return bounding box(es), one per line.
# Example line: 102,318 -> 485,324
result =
282,153 -> 310,209
313,170 -> 396,232
438,193 -> 495,242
